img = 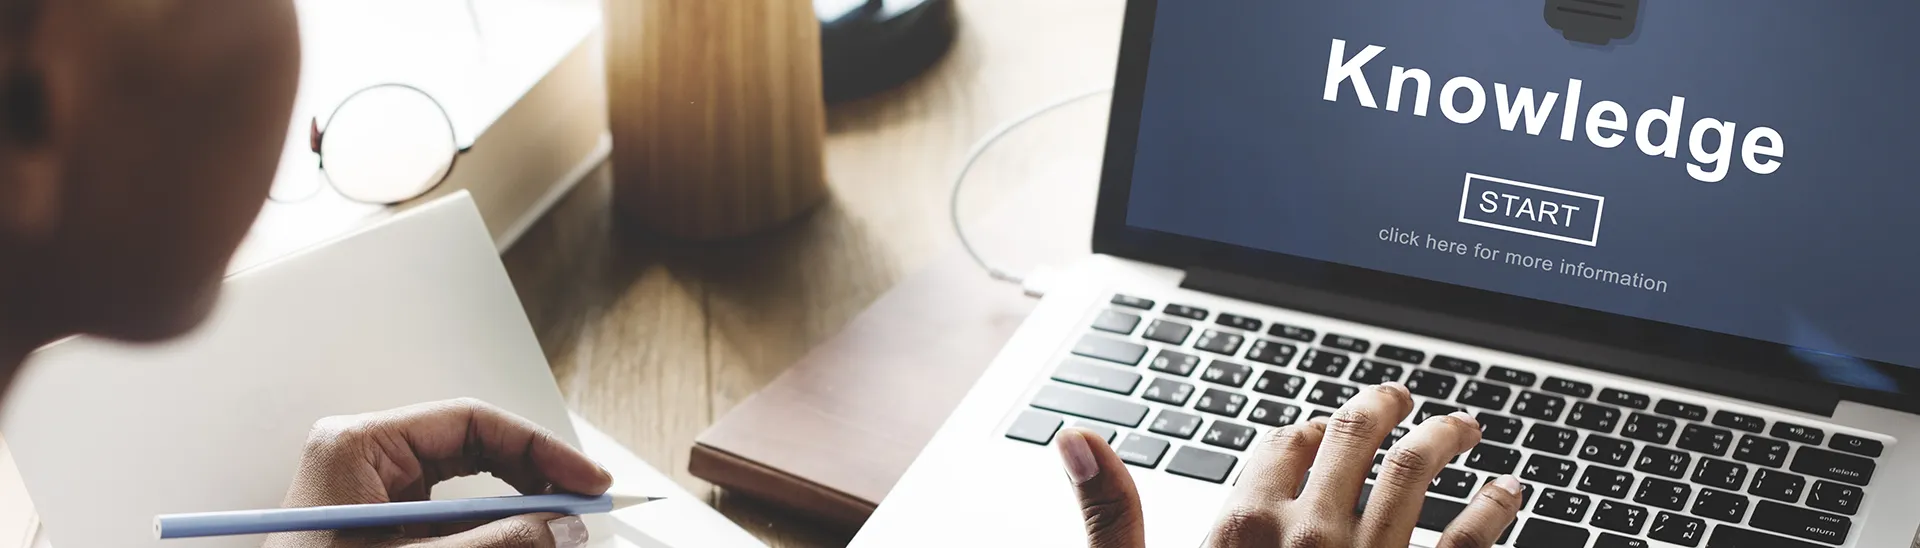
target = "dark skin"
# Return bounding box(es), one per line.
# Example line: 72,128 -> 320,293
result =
0,2 -> 601,546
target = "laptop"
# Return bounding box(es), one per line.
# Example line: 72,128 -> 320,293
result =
852,2 -> 1920,547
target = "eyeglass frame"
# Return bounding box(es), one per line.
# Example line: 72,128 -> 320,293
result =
306,82 -> 472,205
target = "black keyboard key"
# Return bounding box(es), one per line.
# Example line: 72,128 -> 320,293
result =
1415,496 -> 1465,532
1245,339 -> 1298,367
1215,313 -> 1262,332
1522,454 -> 1578,487
1636,446 -> 1693,479
1516,517 -> 1590,547
1596,532 -> 1650,548
1511,391 -> 1567,421
1807,480 -> 1861,516
1770,422 -> 1824,446
1305,380 -> 1360,408
1004,410 -> 1063,445
1198,360 -> 1254,388
1578,466 -> 1634,499
1650,512 -> 1707,546
1297,349 -> 1352,377
1194,388 -> 1249,418
1542,376 -> 1594,398
1202,421 -> 1258,451
1734,435 -> 1789,468
1750,500 -> 1851,545
1532,488 -> 1591,522
1071,334 -> 1147,365
1141,319 -> 1192,345
1141,377 -> 1196,406
1656,399 -> 1710,421
1163,303 -> 1208,320
1348,359 -> 1405,385
1051,359 -> 1143,395
1251,370 -> 1306,398
1072,421 -> 1118,444
1309,409 -> 1333,421
1116,434 -> 1170,467
1267,322 -> 1315,342
1477,412 -> 1524,444
1592,499 -> 1650,535
1415,402 -> 1463,425
1091,309 -> 1141,335
1432,355 -> 1482,375
1247,399 -> 1301,427
1405,369 -> 1458,399
1706,526 -> 1826,548
1166,445 -> 1238,483
1523,424 -> 1579,455
1457,381 -> 1512,410
1600,388 -> 1652,410
1110,294 -> 1153,310
1636,477 -> 1693,511
1690,488 -> 1750,523
1194,330 -> 1245,356
1487,366 -> 1538,386
1466,445 -> 1522,474
1713,410 -> 1766,434
1692,457 -> 1750,491
1374,344 -> 1426,364
1748,469 -> 1806,503
1789,446 -> 1875,486
1579,435 -> 1634,467
1031,385 -> 1149,427
1568,402 -> 1624,433
1679,424 -> 1734,456
1482,476 -> 1538,507
1322,333 -> 1370,353
1623,412 -> 1677,444
1147,409 -> 1204,439
1368,453 -> 1384,480
1828,433 -> 1882,458
1429,467 -> 1477,498
1147,349 -> 1201,376
1380,426 -> 1409,451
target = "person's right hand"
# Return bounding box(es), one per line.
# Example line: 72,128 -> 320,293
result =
1055,381 -> 1526,547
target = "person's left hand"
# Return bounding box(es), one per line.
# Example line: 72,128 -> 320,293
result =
262,398 -> 611,548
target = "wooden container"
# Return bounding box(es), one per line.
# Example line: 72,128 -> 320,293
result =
604,0 -> 829,240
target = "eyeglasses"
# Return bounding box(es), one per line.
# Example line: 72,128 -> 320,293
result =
279,83 -> 471,205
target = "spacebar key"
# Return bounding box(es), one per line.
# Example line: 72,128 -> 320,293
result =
1032,385 -> 1150,427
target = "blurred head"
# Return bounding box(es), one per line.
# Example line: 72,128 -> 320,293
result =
0,0 -> 300,364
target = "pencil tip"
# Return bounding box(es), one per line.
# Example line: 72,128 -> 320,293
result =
608,494 -> 666,510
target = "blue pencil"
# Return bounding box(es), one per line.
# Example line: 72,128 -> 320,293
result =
153,493 -> 661,539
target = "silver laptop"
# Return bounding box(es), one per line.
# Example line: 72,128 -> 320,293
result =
853,2 -> 1920,547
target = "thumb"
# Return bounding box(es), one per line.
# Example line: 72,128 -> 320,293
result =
378,513 -> 588,548
1056,428 -> 1146,548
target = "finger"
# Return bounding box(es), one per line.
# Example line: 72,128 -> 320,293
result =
1358,410 -> 1481,543
374,514 -> 585,548
1297,381 -> 1414,517
1435,475 -> 1526,548
1056,428 -> 1146,548
1224,419 -> 1326,508
355,398 -> 613,496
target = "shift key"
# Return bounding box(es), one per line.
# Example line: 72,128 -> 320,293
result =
1032,385 -> 1149,427
1072,334 -> 1148,365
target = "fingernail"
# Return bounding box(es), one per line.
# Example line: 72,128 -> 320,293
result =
1379,381 -> 1408,395
549,515 -> 589,548
1448,411 -> 1479,427
1491,475 -> 1524,496
1057,429 -> 1101,485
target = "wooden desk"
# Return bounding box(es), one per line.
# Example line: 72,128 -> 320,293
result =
501,1 -> 1124,545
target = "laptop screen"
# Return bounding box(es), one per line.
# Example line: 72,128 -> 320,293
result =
1121,3 -> 1919,370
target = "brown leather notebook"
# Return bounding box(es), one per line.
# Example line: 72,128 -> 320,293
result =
689,247 -> 1037,527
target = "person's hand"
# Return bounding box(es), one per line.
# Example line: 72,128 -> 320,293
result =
1056,381 -> 1526,547
262,398 -> 611,548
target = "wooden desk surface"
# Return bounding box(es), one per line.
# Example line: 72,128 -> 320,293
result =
501,1 -> 1125,545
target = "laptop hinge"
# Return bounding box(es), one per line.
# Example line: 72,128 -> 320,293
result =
1182,268 -> 1840,416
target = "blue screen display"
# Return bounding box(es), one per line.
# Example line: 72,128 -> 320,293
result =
1124,2 -> 1920,368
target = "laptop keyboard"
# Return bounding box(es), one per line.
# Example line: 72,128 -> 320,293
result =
1004,294 -> 1888,547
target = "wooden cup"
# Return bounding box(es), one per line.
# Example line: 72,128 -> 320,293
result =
604,0 -> 829,240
